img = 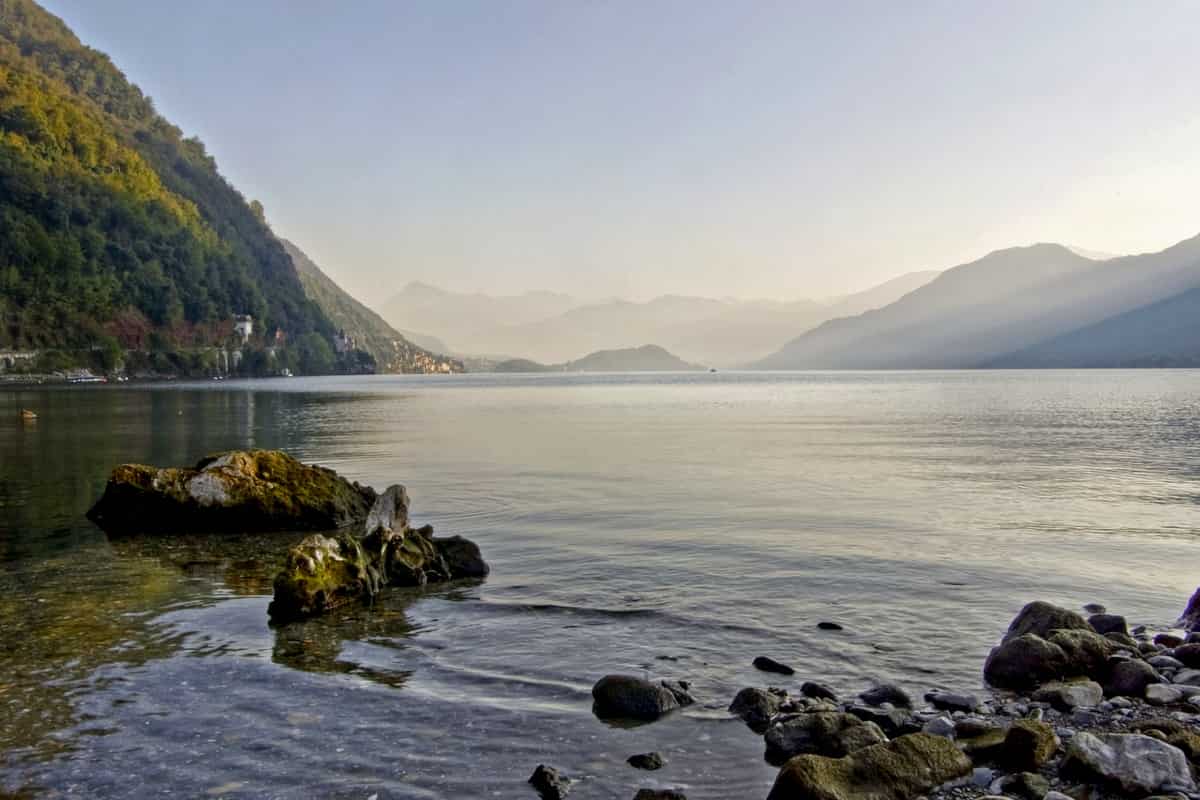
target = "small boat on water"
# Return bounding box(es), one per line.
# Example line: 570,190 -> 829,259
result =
20,409 -> 37,420
66,369 -> 107,384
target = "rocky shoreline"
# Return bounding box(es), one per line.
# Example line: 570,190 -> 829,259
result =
534,598 -> 1200,800
85,454 -> 1200,800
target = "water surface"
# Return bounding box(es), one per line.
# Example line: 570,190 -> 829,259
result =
2,371 -> 1198,798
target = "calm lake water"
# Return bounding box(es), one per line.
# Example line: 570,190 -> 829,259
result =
2,371 -> 1198,799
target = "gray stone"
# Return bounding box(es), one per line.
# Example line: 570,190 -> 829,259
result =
971,767 -> 996,787
1171,668 -> 1200,686
926,690 -> 981,713
1061,732 -> 1196,795
763,711 -> 887,764
1044,792 -> 1075,800
1033,680 -> 1103,711
1146,684 -> 1185,706
859,683 -> 914,708
922,715 -> 956,739
1149,655 -> 1185,670
364,484 -> 409,534
592,675 -> 693,721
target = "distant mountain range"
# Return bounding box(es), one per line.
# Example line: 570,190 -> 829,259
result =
494,344 -> 701,373
756,235 -> 1200,369
377,271 -> 939,367
282,240 -> 461,373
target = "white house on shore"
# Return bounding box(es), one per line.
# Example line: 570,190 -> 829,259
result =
233,315 -> 253,344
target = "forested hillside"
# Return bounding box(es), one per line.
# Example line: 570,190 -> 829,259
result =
0,0 -> 330,356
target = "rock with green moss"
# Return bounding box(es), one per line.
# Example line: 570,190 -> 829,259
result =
764,712 -> 887,764
269,484 -> 487,621
767,732 -> 972,800
1000,719 -> 1059,771
87,449 -> 377,533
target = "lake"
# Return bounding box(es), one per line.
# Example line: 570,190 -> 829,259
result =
1,370 -> 1198,799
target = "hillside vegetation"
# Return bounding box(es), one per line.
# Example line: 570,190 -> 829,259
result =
0,0 -> 328,357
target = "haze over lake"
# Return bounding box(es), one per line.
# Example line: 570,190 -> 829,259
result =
3,371 -> 1197,798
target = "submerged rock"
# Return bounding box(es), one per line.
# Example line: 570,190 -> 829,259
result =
88,449 -> 376,533
592,675 -> 693,721
1061,732 -> 1195,795
632,790 -> 686,800
767,732 -> 972,800
269,484 -> 487,621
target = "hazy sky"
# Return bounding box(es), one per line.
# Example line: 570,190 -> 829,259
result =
42,0 -> 1200,302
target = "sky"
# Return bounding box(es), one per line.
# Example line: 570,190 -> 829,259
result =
40,0 -> 1200,303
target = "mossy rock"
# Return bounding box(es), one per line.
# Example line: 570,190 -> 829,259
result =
1003,602 -> 1091,642
269,486 -> 489,622
88,449 -> 377,534
1001,720 -> 1059,771
768,732 -> 972,800
268,533 -> 382,620
958,726 -> 1009,763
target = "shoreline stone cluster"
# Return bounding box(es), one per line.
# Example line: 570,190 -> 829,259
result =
534,597 -> 1200,800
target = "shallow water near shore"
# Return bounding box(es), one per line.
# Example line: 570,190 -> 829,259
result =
1,370 -> 1198,799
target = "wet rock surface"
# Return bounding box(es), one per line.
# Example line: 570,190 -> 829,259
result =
767,732 -> 972,800
269,483 -> 487,621
88,449 -> 377,533
529,763 -> 571,799
533,597 -> 1200,800
592,675 -> 694,721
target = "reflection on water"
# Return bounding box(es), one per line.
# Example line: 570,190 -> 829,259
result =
1,372 -> 1199,798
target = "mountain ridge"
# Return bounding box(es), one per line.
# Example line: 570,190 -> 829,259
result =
755,236 -> 1200,369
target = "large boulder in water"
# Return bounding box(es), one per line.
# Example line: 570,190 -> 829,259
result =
592,675 -> 694,721
87,450 -> 376,533
269,485 -> 487,621
767,732 -> 972,800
